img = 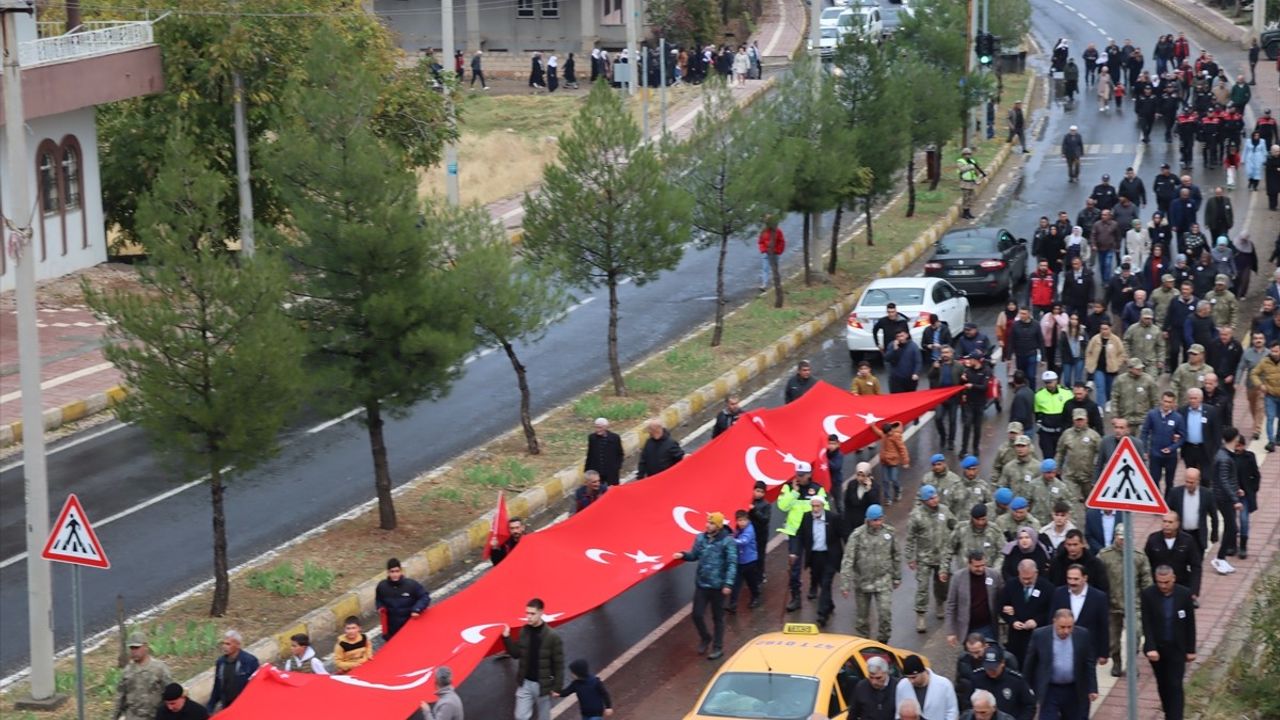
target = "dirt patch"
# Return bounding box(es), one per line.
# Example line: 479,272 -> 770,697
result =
0,263 -> 140,314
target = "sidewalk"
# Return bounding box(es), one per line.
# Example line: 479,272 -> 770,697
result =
0,0 -> 809,447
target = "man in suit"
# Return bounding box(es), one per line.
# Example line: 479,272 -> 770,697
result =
1165,468 -> 1214,557
1144,511 -> 1203,601
1141,566 -> 1197,720
946,550 -> 1004,646
1083,508 -> 1119,554
1023,609 -> 1099,720
1000,558 -> 1056,666
583,418 -> 624,485
1177,388 -> 1221,470
1050,564 -> 1110,666
797,496 -> 843,627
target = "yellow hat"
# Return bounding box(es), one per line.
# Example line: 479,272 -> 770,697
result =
707,512 -> 725,529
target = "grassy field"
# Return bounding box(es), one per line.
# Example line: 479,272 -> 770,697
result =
2,71 -> 1031,720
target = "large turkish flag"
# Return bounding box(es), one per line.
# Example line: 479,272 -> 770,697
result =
220,383 -> 958,717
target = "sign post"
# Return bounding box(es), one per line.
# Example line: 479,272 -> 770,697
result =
1085,436 -> 1168,720
41,494 -> 111,720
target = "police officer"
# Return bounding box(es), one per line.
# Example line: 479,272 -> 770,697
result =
1112,357 -> 1160,429
116,632 -> 173,720
970,646 -> 1037,719
947,456 -> 995,519
1098,525 -> 1152,676
778,463 -> 828,612
841,504 -> 900,643
906,485 -> 957,633
998,435 -> 1042,500
958,148 -> 986,219
1123,308 -> 1166,375
1176,109 -> 1200,168
949,504 -> 1006,572
1033,371 -> 1072,459
1055,409 -> 1101,505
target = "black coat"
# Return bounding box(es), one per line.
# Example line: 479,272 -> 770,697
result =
843,482 -> 881,537
1061,398 -> 1104,434
784,374 -> 817,403
971,667 -> 1037,720
1177,402 -> 1221,450
711,408 -> 741,438
848,677 -> 896,720
636,430 -> 683,478
797,510 -> 844,569
1023,626 -> 1098,709
1165,486 -> 1215,549
584,430 -> 624,483
374,577 -> 430,638
1047,545 -> 1111,596
1060,270 -> 1095,311
1009,319 -> 1043,360
1050,585 -> 1111,660
1140,584 -> 1197,654
999,576 -> 1056,663
1144,530 -> 1202,595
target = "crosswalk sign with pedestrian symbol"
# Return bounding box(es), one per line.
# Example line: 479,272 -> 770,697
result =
1085,436 -> 1169,515
40,494 -> 110,569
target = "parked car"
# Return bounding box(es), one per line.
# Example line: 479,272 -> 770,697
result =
845,277 -> 969,366
838,5 -> 884,39
1262,25 -> 1280,60
819,6 -> 847,28
923,227 -> 1029,299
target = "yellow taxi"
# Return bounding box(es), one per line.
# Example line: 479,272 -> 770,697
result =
683,623 -> 927,720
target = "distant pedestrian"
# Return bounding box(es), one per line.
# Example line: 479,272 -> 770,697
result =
573,470 -> 608,513
758,215 -> 786,293
115,631 -> 172,720
1007,101 -> 1028,153
547,54 -> 560,92
711,395 -> 742,438
636,418 -> 683,478
1248,38 -> 1260,85
851,360 -> 882,395
958,147 -> 986,219
672,512 -> 737,659
885,330 -> 923,394
454,50 -> 465,81
564,53 -> 578,88
554,659 -> 614,718
375,558 -> 430,640
732,44 -> 749,85
207,630 -> 259,712
421,665 -> 464,720
748,480 -> 771,573
471,51 -> 488,89
1064,58 -> 1079,101
1141,567 -> 1196,720
157,683 -> 208,720
502,598 -> 565,720
785,359 -> 817,402
529,52 -> 545,89
1061,126 -> 1084,182
1097,68 -> 1113,112
584,417 -> 624,485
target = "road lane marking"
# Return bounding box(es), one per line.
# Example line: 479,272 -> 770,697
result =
306,407 -> 364,434
0,421 -> 130,474
0,362 -> 116,404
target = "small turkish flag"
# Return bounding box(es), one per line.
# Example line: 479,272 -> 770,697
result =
482,491 -> 510,560
811,438 -> 832,493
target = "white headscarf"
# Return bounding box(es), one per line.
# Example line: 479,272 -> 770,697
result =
1232,232 -> 1254,255
1067,226 -> 1084,247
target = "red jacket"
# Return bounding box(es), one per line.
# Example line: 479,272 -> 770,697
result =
1173,38 -> 1190,61
758,227 -> 786,254
1030,271 -> 1056,307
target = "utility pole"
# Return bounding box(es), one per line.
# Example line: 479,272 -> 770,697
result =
641,47 -> 649,138
624,0 -> 637,95
2,2 -> 63,708
982,0 -> 994,141
232,72 -> 255,255
963,0 -> 976,148
1123,511 -> 1138,720
442,0 -> 460,205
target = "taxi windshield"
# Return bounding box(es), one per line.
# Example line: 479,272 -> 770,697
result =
697,672 -> 820,719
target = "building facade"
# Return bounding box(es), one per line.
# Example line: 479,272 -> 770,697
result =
0,12 -> 163,292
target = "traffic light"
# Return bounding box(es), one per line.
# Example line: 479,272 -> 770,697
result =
975,33 -> 1000,67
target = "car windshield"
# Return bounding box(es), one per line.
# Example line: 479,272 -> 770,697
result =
937,234 -> 999,255
697,672 -> 820,719
821,27 -> 839,39
859,287 -> 926,307
821,8 -> 844,21
839,11 -> 863,27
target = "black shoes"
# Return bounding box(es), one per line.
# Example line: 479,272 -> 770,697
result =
697,640 -> 710,655
707,648 -> 724,660
786,595 -> 801,612
1111,662 -> 1123,677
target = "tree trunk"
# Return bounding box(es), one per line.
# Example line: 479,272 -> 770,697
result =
827,204 -> 842,274
209,464 -> 230,616
502,340 -> 540,454
906,156 -> 917,218
802,213 -> 812,286
366,399 -> 397,530
928,142 -> 944,190
711,233 -> 729,347
607,274 -> 627,395
864,196 -> 875,247
770,250 -> 784,308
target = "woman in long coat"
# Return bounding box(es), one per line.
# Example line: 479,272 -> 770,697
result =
1096,68 -> 1113,112
1244,131 -> 1268,191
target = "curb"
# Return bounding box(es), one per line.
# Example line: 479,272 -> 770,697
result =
1141,0 -> 1250,47
0,386 -> 127,447
172,71 -> 1035,702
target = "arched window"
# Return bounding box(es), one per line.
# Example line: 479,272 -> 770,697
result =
37,143 -> 59,215
61,144 -> 81,211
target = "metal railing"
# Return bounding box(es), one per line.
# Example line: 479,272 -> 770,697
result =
18,21 -> 154,67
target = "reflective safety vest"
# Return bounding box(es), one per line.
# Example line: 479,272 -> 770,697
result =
1033,386 -> 1073,429
958,157 -> 980,182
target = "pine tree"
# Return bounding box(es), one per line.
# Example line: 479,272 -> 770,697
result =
264,35 -> 475,531
669,77 -> 792,342
522,80 -> 692,395
84,132 -> 304,617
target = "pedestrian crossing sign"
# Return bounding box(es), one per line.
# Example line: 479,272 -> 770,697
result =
40,493 -> 110,569
1085,437 -> 1169,515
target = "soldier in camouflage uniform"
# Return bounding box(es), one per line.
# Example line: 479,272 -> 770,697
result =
924,454 -> 963,506
116,632 -> 173,720
1024,459 -> 1081,526
1111,358 -> 1160,430
994,496 -> 1041,541
1149,274 -> 1178,337
1056,409 -> 1102,502
1170,344 -> 1215,404
905,484 -> 956,632
945,455 -> 994,519
1204,274 -> 1239,328
998,435 -> 1043,500
840,504 -> 901,643
947,504 -> 1005,571
1123,308 -> 1167,375
1097,525 -> 1152,675
992,422 -> 1042,481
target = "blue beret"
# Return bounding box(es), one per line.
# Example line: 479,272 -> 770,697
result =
1010,496 -> 1029,510
994,487 -> 1014,505
865,504 -> 884,520
919,485 -> 937,500
1041,458 -> 1057,473
930,453 -> 947,464
961,455 -> 980,469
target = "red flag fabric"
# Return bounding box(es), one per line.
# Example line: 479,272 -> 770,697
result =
219,383 -> 960,719
811,436 -> 832,492
481,491 -> 509,560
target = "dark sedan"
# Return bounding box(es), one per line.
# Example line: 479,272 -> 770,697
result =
923,228 -> 1028,299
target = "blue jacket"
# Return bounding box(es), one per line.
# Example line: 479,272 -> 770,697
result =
683,530 -> 738,590
884,340 -> 923,380
734,523 -> 759,565
953,331 -> 994,358
209,650 -> 260,711
1141,408 -> 1185,458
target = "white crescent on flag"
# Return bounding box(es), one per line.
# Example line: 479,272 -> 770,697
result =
584,548 -> 615,564
672,506 -> 705,535
458,623 -> 506,644
744,446 -> 789,486
822,414 -> 852,442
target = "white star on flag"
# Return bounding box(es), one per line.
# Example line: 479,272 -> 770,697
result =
855,412 -> 884,425
625,549 -> 662,564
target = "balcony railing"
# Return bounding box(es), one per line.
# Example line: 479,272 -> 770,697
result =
19,21 -> 155,67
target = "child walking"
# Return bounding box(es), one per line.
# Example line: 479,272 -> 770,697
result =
1224,143 -> 1240,189
726,509 -> 763,611
872,421 -> 909,504
555,659 -> 614,719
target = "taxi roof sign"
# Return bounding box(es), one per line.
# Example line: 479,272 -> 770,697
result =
782,623 -> 820,635
1085,436 -> 1169,515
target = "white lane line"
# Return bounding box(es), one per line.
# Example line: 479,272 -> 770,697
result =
1062,3 -> 1076,10
0,362 -> 116,404
1132,140 -> 1146,175
1075,10 -> 1087,19
0,421 -> 130,474
306,407 -> 363,434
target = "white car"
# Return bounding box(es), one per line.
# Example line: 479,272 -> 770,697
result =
838,6 -> 884,39
845,277 -> 969,366
819,6 -> 848,28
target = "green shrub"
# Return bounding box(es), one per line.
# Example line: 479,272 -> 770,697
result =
246,563 -> 298,597
572,395 -> 648,421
